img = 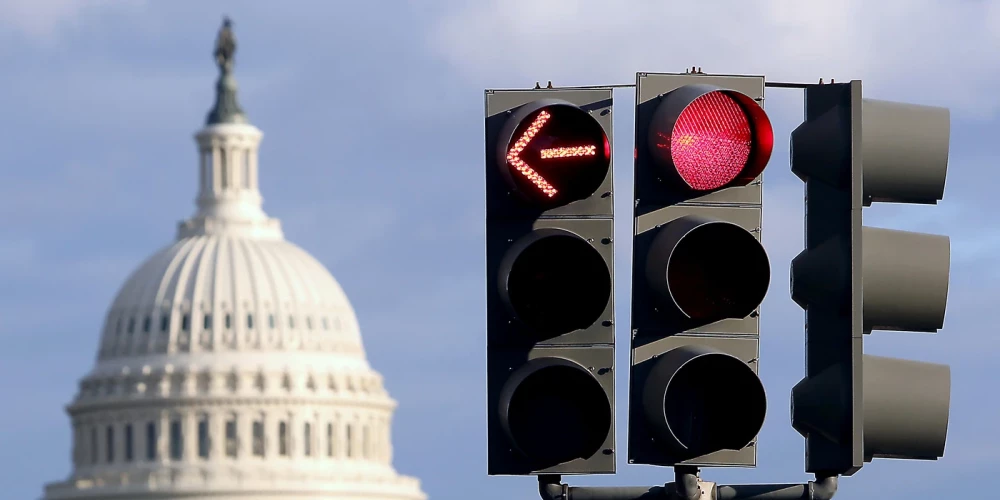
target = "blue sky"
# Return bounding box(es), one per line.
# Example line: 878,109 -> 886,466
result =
2,1 -> 1000,499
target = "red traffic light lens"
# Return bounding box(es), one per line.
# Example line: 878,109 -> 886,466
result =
500,102 -> 611,207
645,216 -> 770,322
501,358 -> 612,466
502,230 -> 611,336
672,92 -> 752,190
648,87 -> 773,192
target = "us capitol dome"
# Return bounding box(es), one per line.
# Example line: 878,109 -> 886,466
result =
41,19 -> 426,500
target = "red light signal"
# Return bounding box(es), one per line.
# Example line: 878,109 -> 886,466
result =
629,74 -> 772,469
497,101 -> 611,207
647,86 -> 773,192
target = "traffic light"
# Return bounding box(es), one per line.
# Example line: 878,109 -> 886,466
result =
485,88 -> 616,475
789,80 -> 952,476
628,72 -> 773,467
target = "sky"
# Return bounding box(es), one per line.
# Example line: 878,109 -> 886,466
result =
1,0 -> 1000,499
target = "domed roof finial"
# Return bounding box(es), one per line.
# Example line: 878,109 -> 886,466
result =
206,15 -> 248,125
215,16 -> 236,74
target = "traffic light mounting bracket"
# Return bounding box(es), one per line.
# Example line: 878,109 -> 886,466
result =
537,469 -> 839,500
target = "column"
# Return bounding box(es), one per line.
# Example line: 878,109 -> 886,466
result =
238,411 -> 253,459
242,148 -> 251,189
273,411 -> 285,458
137,416 -> 148,463
212,145 -> 221,195
385,416 -> 393,463
184,411 -> 198,461
158,411 -> 169,463
114,419 -> 125,465
250,149 -> 259,190
287,412 -> 296,460
211,410 -> 225,460
200,150 -> 208,194
93,422 -> 104,467
375,417 -> 385,463
71,424 -> 81,468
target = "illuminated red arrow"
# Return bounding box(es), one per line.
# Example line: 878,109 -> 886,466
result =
506,111 -> 601,198
507,111 -> 559,197
541,145 -> 598,159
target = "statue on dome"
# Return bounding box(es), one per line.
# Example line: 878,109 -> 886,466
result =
214,17 -> 236,74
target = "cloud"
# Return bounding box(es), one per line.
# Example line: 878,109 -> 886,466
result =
0,0 -> 144,43
427,0 -> 1000,117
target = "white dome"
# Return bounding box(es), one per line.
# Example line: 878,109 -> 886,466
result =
98,234 -> 366,363
42,22 -> 426,500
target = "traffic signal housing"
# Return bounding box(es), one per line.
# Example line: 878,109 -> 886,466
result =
485,88 -> 616,475
628,72 -> 773,468
789,80 -> 952,476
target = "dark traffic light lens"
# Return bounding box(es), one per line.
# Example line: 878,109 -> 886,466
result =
648,217 -> 769,322
642,345 -> 766,456
501,104 -> 611,207
648,87 -> 773,192
505,233 -> 611,336
661,352 -> 766,455
504,360 -> 612,466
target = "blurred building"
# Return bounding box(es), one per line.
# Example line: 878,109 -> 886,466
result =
41,19 -> 426,500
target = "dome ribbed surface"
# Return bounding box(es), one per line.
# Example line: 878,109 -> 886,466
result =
99,235 -> 364,360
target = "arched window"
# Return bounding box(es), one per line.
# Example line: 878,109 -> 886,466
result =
304,422 -> 312,456
106,425 -> 114,463
169,419 -> 182,460
146,421 -> 157,461
225,313 -> 231,329
160,316 -> 169,332
198,416 -> 210,459
124,424 -> 134,462
181,314 -> 190,331
203,314 -> 212,330
252,419 -> 265,457
225,417 -> 238,458
326,422 -> 334,457
247,314 -> 254,329
278,421 -> 288,456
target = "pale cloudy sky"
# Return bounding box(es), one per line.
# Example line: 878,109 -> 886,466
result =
1,1 -> 999,499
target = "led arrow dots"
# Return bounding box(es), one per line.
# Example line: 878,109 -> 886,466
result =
541,145 -> 598,159
507,111 -> 559,197
506,110 -> 601,199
